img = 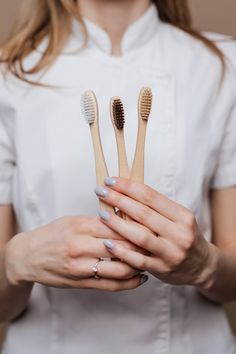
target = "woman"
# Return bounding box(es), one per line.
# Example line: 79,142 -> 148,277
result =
0,0 -> 236,353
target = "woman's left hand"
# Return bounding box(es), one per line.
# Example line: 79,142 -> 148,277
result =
95,177 -> 219,289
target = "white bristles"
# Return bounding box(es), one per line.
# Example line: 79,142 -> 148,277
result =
81,90 -> 97,124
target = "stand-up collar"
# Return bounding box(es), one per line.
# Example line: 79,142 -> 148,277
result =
72,4 -> 159,55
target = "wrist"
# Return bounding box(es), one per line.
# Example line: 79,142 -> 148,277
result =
4,233 -> 33,287
195,242 -> 220,291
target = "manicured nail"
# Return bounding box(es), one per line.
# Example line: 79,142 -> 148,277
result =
98,210 -> 111,221
139,274 -> 148,285
104,177 -> 117,186
94,186 -> 109,197
103,239 -> 114,250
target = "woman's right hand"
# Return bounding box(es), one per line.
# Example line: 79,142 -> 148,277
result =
4,216 -> 148,291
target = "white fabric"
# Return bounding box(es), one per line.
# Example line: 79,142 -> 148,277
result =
1,4 -> 236,354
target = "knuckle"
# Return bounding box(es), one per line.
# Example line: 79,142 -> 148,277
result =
141,186 -> 154,205
121,178 -> 132,191
182,234 -> 195,251
158,263 -> 172,275
65,239 -> 83,258
114,192 -> 123,206
125,267 -> 137,279
170,251 -> 186,268
76,217 -> 89,233
139,232 -> 150,247
182,211 -> 195,229
119,266 -> 131,279
136,205 -> 152,225
69,216 -> 95,234
136,256 -> 148,271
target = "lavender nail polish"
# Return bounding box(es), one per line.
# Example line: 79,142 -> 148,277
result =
103,239 -> 114,250
94,186 -> 109,197
139,274 -> 148,285
98,210 -> 111,221
104,177 -> 117,187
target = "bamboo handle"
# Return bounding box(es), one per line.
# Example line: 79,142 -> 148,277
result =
110,98 -> 130,219
115,130 -> 129,178
130,118 -> 147,183
126,116 -> 148,221
90,123 -> 114,213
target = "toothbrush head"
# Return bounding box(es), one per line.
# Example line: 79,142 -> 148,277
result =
81,90 -> 98,124
139,87 -> 152,120
111,97 -> 125,130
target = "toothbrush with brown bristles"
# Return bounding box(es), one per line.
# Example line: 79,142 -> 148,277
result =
130,87 -> 153,183
81,90 -> 115,214
110,97 -> 129,179
110,97 -> 130,219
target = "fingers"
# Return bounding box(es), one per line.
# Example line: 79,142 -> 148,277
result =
99,211 -> 191,268
66,236 -> 116,259
103,177 -> 189,222
98,210 -> 163,255
95,186 -> 178,238
67,235 -> 148,259
69,274 -> 149,292
73,216 -> 125,240
102,239 -> 175,276
42,271 -> 148,291
103,239 -> 154,272
63,257 -> 142,280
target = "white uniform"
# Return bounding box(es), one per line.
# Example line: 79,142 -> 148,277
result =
1,5 -> 236,354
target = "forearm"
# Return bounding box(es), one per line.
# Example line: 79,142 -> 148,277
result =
197,243 -> 236,304
0,247 -> 33,322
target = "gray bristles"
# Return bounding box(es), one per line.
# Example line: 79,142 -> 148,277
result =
112,98 -> 125,130
81,91 -> 96,124
140,88 -> 152,120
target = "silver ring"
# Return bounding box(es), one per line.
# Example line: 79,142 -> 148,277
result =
92,258 -> 104,279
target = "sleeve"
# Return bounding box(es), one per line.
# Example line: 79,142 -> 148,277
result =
210,39 -> 236,189
0,102 -> 16,204
210,102 -> 236,189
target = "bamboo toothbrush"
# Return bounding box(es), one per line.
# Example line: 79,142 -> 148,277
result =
110,97 -> 130,219
130,87 -> 153,183
110,97 -> 129,179
81,90 -> 114,213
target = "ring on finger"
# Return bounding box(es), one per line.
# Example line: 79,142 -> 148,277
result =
92,258 -> 104,279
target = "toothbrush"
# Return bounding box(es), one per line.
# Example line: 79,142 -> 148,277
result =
110,97 -> 129,179
125,87 -> 152,221
130,87 -> 152,183
81,90 -> 115,214
110,97 -> 130,219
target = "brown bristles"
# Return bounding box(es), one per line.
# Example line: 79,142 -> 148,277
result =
140,88 -> 152,120
112,98 -> 125,130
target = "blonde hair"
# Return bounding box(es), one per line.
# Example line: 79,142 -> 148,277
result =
0,0 -> 225,84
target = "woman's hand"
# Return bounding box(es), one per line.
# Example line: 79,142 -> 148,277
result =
95,177 -> 219,289
4,216 -> 148,292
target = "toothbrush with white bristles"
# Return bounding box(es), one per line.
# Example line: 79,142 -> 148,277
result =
81,90 -> 115,214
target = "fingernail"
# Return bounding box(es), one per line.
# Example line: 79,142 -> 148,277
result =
98,210 -> 111,221
139,274 -> 148,285
104,177 -> 117,187
94,186 -> 109,197
103,239 -> 114,250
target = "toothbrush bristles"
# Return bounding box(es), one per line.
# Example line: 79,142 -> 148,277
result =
81,91 -> 96,124
140,87 -> 152,120
112,98 -> 125,130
